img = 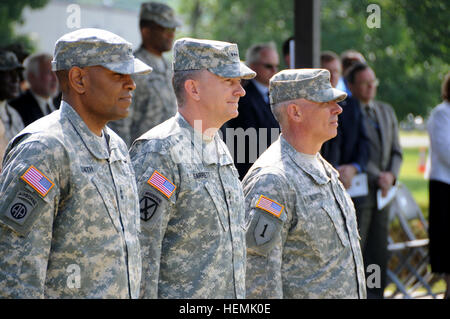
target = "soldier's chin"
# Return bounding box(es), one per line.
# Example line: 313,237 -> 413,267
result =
324,128 -> 338,142
229,108 -> 239,119
114,107 -> 130,120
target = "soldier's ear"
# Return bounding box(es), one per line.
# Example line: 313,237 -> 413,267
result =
184,79 -> 200,101
68,66 -> 86,94
287,102 -> 302,122
141,26 -> 152,40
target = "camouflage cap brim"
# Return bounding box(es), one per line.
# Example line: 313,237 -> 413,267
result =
80,57 -> 152,75
269,69 -> 347,105
209,62 -> 256,80
153,16 -> 182,29
314,87 -> 347,103
51,28 -> 150,74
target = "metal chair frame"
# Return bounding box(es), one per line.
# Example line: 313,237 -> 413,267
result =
385,182 -> 441,299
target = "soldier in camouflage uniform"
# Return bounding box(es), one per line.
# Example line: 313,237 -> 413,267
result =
244,69 -> 367,299
130,38 -> 256,298
109,2 -> 181,146
0,28 -> 152,298
0,51 -> 25,170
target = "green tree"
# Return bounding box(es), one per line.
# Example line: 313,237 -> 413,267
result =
172,0 -> 449,119
0,0 -> 49,51
175,0 -> 293,62
321,0 -> 449,119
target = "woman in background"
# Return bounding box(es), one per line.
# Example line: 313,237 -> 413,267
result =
427,71 -> 450,299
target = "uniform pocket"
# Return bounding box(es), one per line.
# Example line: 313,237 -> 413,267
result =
91,176 -> 122,234
321,204 -> 350,247
204,181 -> 229,232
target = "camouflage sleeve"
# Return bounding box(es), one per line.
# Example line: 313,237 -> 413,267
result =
243,170 -> 294,299
130,141 -> 178,299
0,139 -> 62,298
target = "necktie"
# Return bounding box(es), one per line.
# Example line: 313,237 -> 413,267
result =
365,105 -> 376,122
46,103 -> 52,115
365,105 -> 381,142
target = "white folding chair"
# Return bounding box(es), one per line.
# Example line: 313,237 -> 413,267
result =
385,182 -> 440,299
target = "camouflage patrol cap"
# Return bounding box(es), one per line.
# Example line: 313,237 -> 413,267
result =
0,51 -> 24,71
269,68 -> 347,105
173,38 -> 256,79
52,28 -> 152,75
140,2 -> 182,29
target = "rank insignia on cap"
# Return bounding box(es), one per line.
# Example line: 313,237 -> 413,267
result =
21,165 -> 55,198
147,170 -> 176,199
256,195 -> 284,218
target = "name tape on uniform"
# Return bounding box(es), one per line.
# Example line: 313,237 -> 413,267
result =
147,170 -> 176,199
256,195 -> 284,218
21,165 -> 54,197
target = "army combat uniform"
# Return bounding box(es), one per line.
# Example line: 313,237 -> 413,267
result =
0,102 -> 141,298
130,36 -> 255,299
130,113 -> 246,298
244,135 -> 367,298
0,27 -> 152,299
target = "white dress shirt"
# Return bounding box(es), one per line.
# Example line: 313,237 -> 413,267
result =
427,100 -> 450,185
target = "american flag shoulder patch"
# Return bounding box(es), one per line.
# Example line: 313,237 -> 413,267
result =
147,170 -> 176,199
21,165 -> 55,197
256,195 -> 284,218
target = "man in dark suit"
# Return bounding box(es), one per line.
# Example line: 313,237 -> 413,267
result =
221,42 -> 280,179
320,51 -> 370,193
9,53 -> 60,126
348,62 -> 403,298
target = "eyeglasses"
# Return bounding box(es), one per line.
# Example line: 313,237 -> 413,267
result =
258,63 -> 279,70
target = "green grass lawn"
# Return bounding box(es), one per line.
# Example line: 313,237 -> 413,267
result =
398,147 -> 429,219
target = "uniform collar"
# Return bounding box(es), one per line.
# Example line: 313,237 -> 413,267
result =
61,101 -> 111,160
280,135 -> 331,185
175,112 -> 232,166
